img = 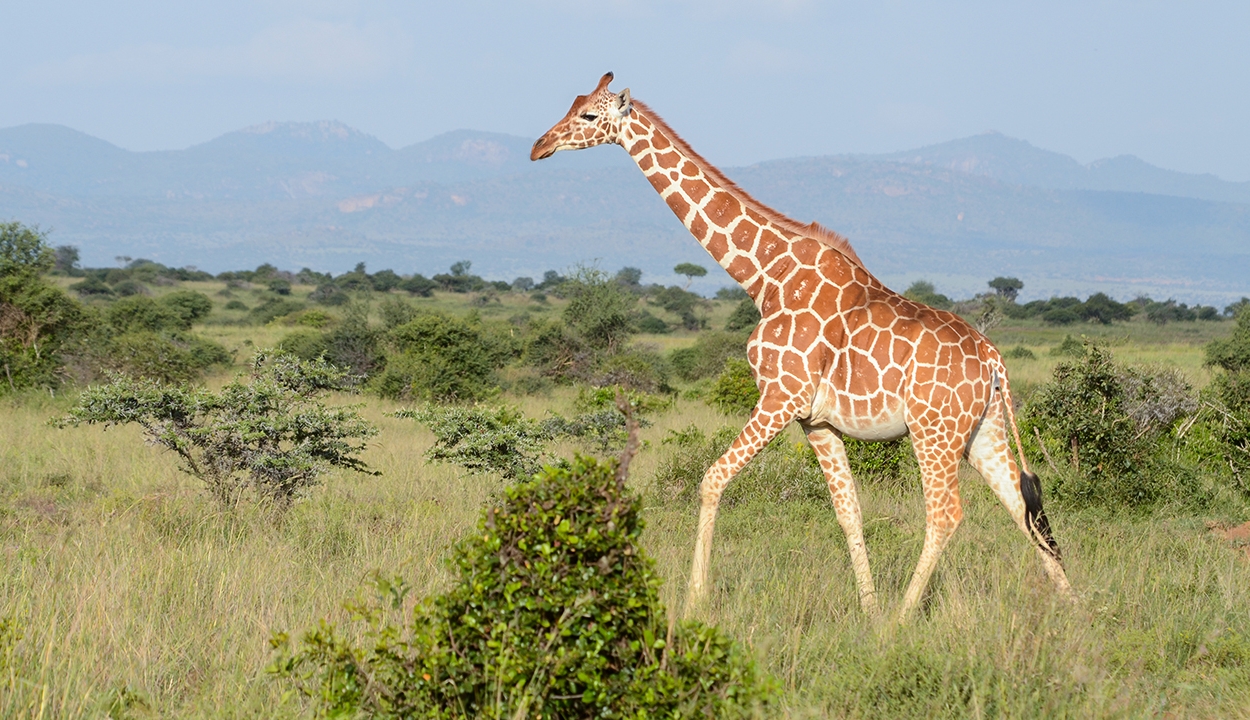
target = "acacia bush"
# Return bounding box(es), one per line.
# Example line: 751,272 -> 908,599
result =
708,358 -> 759,414
0,223 -> 88,393
1204,309 -> 1250,491
55,352 -> 378,508
1021,342 -> 1209,509
372,311 -> 510,402
393,405 -> 549,480
669,330 -> 748,381
271,453 -> 773,718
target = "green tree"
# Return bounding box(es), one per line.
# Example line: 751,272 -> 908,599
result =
0,222 -> 87,393
674,262 -> 707,289
562,267 -> 637,351
55,352 -> 378,508
987,276 -> 1023,302
903,280 -> 953,310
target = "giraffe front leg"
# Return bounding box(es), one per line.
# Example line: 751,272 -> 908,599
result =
803,423 -> 880,617
686,400 -> 795,615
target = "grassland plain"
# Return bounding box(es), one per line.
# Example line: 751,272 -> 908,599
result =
3,284 -> 1249,718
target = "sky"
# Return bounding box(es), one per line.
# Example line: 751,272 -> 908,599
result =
2,1 -> 1248,181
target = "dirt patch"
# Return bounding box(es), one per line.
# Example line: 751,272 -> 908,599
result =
1208,521 -> 1250,559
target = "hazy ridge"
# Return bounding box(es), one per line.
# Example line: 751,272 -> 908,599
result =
1,121 -> 1246,303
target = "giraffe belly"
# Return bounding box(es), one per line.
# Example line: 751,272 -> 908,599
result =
808,391 -> 908,441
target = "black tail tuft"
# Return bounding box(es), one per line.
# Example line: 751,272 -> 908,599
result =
1020,470 -> 1062,561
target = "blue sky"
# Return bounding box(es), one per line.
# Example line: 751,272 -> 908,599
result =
3,1 -> 1247,181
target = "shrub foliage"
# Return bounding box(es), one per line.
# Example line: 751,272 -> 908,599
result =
271,453 -> 773,718
55,352 -> 378,507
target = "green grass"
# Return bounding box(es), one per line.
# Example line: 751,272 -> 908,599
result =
2,288 -> 1248,717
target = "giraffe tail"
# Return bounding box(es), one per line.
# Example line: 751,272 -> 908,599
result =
994,357 -> 1062,562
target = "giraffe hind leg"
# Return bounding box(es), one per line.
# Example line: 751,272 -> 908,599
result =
967,398 -> 1072,596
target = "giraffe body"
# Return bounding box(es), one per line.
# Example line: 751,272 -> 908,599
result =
532,74 -> 1071,621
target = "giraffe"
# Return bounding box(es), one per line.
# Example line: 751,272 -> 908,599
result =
531,73 -> 1072,622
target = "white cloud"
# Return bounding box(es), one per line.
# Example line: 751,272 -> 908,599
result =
26,19 -> 408,85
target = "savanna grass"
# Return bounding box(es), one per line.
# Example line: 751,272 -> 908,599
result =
3,307 -> 1249,717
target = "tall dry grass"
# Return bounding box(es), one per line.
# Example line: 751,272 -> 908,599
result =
3,332 -> 1249,717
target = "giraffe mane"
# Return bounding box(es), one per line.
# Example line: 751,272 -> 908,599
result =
630,99 -> 866,269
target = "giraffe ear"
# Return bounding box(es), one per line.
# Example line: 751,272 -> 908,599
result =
615,88 -> 632,116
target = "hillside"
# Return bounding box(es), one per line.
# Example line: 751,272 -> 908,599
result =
1,122 -> 1247,303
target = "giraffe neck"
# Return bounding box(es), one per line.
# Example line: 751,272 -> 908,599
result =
620,103 -> 793,299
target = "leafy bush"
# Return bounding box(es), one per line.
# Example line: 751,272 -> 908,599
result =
843,437 -> 918,491
394,405 -> 548,480
373,312 -> 506,402
1,222 -> 90,392
70,276 -> 114,297
522,318 -> 592,384
1204,309 -> 1250,491
708,358 -> 759,414
224,299 -> 249,311
111,279 -> 147,297
55,352 -> 377,508
309,284 -> 349,306
725,297 -> 761,331
1206,307 -> 1250,373
650,285 -> 705,330
249,297 -> 306,325
106,296 -> 187,333
161,290 -> 214,325
272,453 -> 773,718
561,267 -> 638,350
101,331 -> 230,384
1050,334 -> 1085,357
1022,343 -> 1204,509
399,274 -> 437,297
1003,345 -> 1036,360
669,330 -> 748,382
591,346 -> 671,393
634,309 -> 670,334
903,280 -> 952,310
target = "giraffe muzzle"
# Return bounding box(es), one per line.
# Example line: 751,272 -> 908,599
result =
530,134 -> 557,161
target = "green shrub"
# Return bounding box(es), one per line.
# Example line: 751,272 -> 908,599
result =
1207,308 -> 1250,373
111,279 -> 147,297
634,309 -> 670,334
903,280 -> 952,310
1003,345 -> 1036,360
844,437 -> 918,491
1050,334 -> 1085,357
522,318 -> 592,384
249,297 -> 305,325
56,352 -> 377,508
272,454 -> 773,718
105,296 -> 187,333
399,274 -> 437,297
161,290 -> 214,326
394,405 -> 549,480
708,358 -> 759,414
669,330 -> 748,381
277,329 -> 328,362
223,299 -> 248,311
378,295 -> 418,329
1204,310 -> 1250,491
373,312 -> 504,402
1022,343 -> 1206,509
70,276 -> 114,296
1,223 -> 89,392
591,346 -> 671,393
561,267 -> 638,350
309,284 -> 349,306
725,297 -> 761,331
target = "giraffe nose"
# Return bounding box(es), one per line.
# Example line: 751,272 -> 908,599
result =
530,133 -> 555,161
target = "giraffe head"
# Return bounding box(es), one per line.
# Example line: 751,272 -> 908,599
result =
531,72 -> 632,161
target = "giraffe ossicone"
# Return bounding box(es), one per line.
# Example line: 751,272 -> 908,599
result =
532,73 -> 1072,622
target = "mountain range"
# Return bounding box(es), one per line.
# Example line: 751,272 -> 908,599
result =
1,120 -> 1247,303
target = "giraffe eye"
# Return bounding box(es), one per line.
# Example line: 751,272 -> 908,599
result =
580,113 -> 598,122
